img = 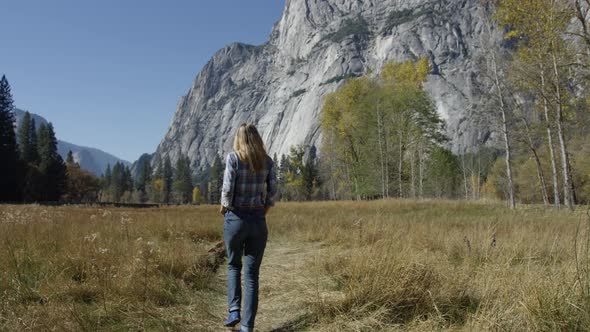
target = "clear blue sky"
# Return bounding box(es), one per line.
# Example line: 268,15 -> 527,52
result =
1,0 -> 285,162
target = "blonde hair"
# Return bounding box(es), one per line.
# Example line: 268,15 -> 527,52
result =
233,123 -> 267,172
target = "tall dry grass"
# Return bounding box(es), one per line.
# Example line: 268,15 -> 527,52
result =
0,204 -> 223,331
0,201 -> 588,331
266,200 -> 590,331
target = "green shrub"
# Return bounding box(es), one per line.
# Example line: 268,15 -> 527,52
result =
319,73 -> 361,86
323,17 -> 371,44
383,7 -> 433,32
291,89 -> 307,98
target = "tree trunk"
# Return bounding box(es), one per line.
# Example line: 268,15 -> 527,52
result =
384,124 -> 390,198
540,65 -> 561,208
551,51 -> 575,210
418,143 -> 424,198
410,149 -> 416,198
521,117 -> 550,206
461,153 -> 469,200
574,0 -> 590,55
491,51 -> 516,209
377,109 -> 386,198
476,154 -> 481,200
398,125 -> 404,198
329,132 -> 337,200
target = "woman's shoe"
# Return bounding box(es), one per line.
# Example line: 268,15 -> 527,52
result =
223,310 -> 240,327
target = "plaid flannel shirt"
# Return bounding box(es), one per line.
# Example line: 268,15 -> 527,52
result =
221,152 -> 278,209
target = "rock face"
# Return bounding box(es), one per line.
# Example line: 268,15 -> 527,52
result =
154,0 -> 501,172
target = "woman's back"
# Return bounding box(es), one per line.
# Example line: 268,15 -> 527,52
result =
221,151 -> 277,209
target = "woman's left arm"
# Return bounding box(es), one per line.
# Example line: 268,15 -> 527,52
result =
265,159 -> 278,213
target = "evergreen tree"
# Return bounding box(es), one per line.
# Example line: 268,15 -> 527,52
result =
110,162 -> 124,202
66,150 -> 74,164
122,165 -> 134,202
100,163 -> 112,202
154,158 -> 163,178
208,154 -> 224,204
29,118 -> 38,163
104,164 -> 112,187
37,122 -> 67,201
0,75 -> 21,202
65,150 -> 80,168
135,157 -> 152,203
302,145 -> 321,200
163,156 -> 173,204
18,113 -> 42,202
22,163 -> 43,203
278,154 -> 291,200
173,155 -> 194,204
125,166 -> 134,192
18,111 -> 38,163
113,162 -> 128,201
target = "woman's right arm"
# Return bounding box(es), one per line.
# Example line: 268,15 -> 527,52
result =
220,153 -> 237,212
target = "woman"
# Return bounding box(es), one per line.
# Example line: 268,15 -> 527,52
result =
220,123 -> 277,332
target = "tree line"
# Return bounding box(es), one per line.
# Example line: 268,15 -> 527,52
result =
3,0 -> 590,209
311,1 -> 590,208
461,0 -> 590,209
101,148 -> 323,205
1,75 -> 69,202
317,58 -> 461,200
0,73 -> 321,205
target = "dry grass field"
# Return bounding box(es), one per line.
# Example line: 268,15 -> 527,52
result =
1,201 -> 590,331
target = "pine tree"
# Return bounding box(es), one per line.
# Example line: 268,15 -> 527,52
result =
302,145 -> 320,200
18,112 -> 42,202
104,163 -> 112,187
278,154 -> 290,201
163,156 -> 173,204
126,166 -> 134,192
209,155 -> 224,204
29,118 -> 39,163
100,163 -> 112,201
0,75 -> 21,202
18,111 -> 36,163
66,150 -> 79,167
110,162 -> 124,202
154,158 -> 163,179
136,157 -> 152,203
173,155 -> 193,204
122,165 -> 134,202
37,122 -> 67,201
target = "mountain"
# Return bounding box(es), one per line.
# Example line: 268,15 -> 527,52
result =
153,0 -> 503,172
14,108 -> 131,176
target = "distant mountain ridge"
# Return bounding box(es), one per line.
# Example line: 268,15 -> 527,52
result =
14,108 -> 131,176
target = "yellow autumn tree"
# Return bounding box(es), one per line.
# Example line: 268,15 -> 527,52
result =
192,187 -> 201,205
497,0 -> 577,209
320,59 -> 448,200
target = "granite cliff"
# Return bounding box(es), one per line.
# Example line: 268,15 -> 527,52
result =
153,0 -> 501,171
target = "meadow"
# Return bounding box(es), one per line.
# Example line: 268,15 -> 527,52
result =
1,201 -> 589,331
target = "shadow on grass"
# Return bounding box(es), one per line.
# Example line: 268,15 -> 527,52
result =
269,313 -> 316,332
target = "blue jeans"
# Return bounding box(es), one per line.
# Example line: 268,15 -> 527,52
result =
224,208 -> 268,330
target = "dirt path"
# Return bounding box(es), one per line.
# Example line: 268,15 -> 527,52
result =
202,240 -> 322,331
